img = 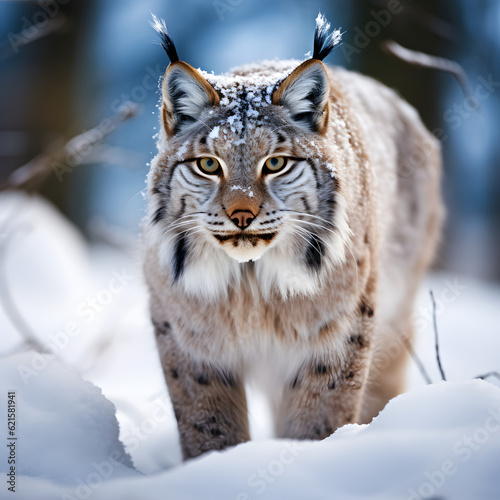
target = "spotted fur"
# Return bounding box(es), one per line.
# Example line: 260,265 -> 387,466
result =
144,15 -> 444,460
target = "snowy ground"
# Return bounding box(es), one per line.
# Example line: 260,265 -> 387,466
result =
1,192 -> 500,500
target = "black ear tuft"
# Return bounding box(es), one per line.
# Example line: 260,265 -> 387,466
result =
312,13 -> 342,61
150,13 -> 179,63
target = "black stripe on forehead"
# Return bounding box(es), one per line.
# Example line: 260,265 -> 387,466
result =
305,159 -> 320,190
173,233 -> 188,282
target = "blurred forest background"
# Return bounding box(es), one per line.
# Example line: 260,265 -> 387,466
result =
0,0 -> 499,281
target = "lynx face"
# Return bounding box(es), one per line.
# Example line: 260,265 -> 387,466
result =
148,58 -> 351,299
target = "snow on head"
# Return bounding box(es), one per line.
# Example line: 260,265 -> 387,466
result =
208,125 -> 220,139
200,60 -> 300,137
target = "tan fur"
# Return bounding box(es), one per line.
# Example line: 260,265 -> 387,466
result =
143,61 -> 444,459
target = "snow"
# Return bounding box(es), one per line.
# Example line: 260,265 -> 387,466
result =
0,353 -> 139,498
231,185 -> 254,197
208,125 -> 220,139
314,13 -> 343,52
1,192 -> 500,499
200,60 -> 300,136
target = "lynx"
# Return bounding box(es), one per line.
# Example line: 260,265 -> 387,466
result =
143,14 -> 443,459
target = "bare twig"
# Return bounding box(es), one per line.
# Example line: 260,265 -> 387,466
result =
476,372 -> 500,382
0,217 -> 47,354
367,0 -> 456,41
403,336 -> 433,385
430,290 -> 447,381
0,15 -> 68,61
1,103 -> 140,193
381,41 -> 477,109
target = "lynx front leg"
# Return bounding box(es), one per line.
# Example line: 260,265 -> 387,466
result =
154,321 -> 250,459
275,325 -> 372,440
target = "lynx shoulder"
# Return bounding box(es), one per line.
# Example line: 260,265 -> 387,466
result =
143,14 -> 444,459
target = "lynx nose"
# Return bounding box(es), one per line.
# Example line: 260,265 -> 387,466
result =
229,209 -> 255,229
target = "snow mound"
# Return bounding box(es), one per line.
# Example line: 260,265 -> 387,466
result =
3,373 -> 499,500
0,353 -> 139,493
87,379 -> 500,500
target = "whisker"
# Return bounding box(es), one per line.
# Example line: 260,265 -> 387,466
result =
281,209 -> 336,228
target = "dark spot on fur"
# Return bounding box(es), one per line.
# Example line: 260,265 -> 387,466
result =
291,374 -> 300,389
346,414 -> 353,423
347,371 -> 354,379
197,374 -> 209,385
217,370 -> 236,388
316,364 -> 328,375
152,186 -> 161,195
329,380 -> 336,390
210,428 -> 222,437
155,320 -> 171,336
152,204 -> 166,224
173,233 -> 188,282
301,196 -> 311,212
200,136 -> 206,144
359,299 -> 374,318
277,133 -> 286,143
349,335 -> 365,348
313,426 -> 322,437
256,232 -> 276,241
209,416 -> 217,424
171,369 -> 179,379
213,234 -> 233,243
364,233 -> 369,245
305,233 -> 324,271
193,422 -> 205,432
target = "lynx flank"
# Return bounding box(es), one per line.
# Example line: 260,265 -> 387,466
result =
143,14 -> 443,459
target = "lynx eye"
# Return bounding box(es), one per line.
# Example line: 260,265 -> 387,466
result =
197,157 -> 220,175
264,156 -> 287,174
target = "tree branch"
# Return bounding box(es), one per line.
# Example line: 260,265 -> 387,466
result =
381,40 -> 477,108
1,103 -> 139,193
430,290 -> 447,381
403,336 -> 433,385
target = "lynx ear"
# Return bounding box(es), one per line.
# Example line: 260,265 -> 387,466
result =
162,62 -> 219,136
272,59 -> 330,134
272,13 -> 341,134
151,14 -> 219,136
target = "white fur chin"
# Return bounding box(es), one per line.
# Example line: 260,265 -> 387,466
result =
221,241 -> 269,263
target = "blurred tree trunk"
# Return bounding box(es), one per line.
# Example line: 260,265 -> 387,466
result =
0,1 -> 92,213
